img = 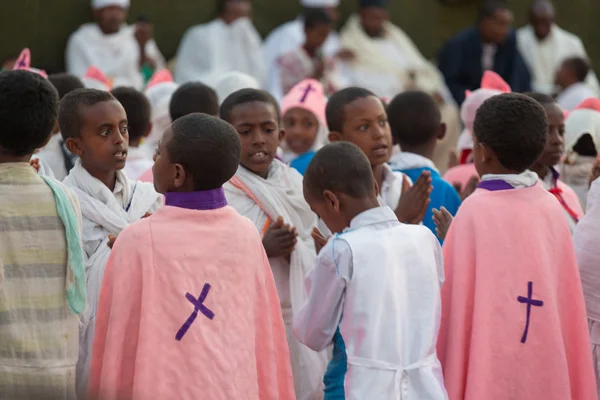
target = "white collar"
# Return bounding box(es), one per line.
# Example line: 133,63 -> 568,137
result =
481,169 -> 538,188
348,206 -> 398,230
389,152 -> 438,172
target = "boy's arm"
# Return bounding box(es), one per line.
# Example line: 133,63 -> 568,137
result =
292,237 -> 352,352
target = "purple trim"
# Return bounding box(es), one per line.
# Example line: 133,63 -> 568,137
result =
175,283 -> 215,341
550,167 -> 560,182
477,179 -> 515,191
165,188 -> 227,210
517,281 -> 543,344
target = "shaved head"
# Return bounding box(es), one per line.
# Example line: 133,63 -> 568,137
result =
529,0 -> 555,39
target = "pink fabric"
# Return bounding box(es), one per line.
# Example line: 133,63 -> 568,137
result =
87,206 -> 295,400
12,48 -> 47,78
443,163 -> 478,188
556,179 -> 584,219
438,183 -> 597,400
281,79 -> 327,127
138,167 -> 153,183
147,69 -> 174,89
85,66 -> 112,90
576,98 -> 600,113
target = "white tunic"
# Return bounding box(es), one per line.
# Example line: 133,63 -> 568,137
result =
293,206 -> 447,399
557,82 -> 598,111
123,146 -> 153,181
66,23 -> 165,90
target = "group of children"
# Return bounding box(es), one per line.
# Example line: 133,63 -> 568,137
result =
2,56 -> 600,400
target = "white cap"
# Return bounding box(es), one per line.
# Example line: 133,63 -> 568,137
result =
91,0 -> 130,10
300,0 -> 340,7
214,72 -> 260,105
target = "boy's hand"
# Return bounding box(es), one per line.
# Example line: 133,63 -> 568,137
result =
29,158 -> 40,172
395,171 -> 432,224
107,234 -> 117,249
432,207 -> 453,241
312,227 -> 330,254
262,217 -> 298,259
134,21 -> 154,48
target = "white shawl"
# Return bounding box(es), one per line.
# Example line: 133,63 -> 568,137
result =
63,160 -> 162,399
575,178 -> 600,322
223,160 -> 328,400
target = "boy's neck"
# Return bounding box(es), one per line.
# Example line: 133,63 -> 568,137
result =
372,163 -> 385,191
0,151 -> 32,164
345,197 -> 382,226
398,142 -> 435,161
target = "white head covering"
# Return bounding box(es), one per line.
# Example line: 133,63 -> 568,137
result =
564,109 -> 600,155
214,72 -> 260,105
300,0 -> 340,6
91,0 -> 130,9
142,82 -> 180,156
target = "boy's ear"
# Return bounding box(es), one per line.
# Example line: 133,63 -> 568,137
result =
144,122 -> 153,138
278,129 -> 285,142
479,142 -> 493,164
328,131 -> 342,143
173,163 -> 187,189
437,123 -> 447,141
65,137 -> 84,157
323,189 -> 341,213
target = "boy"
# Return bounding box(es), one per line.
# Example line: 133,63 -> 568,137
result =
293,142 -> 447,399
555,57 -> 596,111
221,89 -> 328,400
87,113 -> 294,399
388,91 -> 461,243
35,73 -> 84,180
169,82 -> 219,121
59,88 -> 162,399
111,86 -> 154,180
326,87 -> 432,224
0,70 -> 86,399
438,93 -> 596,399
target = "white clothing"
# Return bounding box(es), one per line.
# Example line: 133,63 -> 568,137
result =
214,71 -> 261,104
175,18 -> 265,87
540,168 -> 578,233
123,147 -> 154,181
32,157 -> 56,179
481,44 -> 497,72
301,0 -> 339,6
142,81 -> 179,158
481,169 -> 539,188
293,206 -> 447,399
66,24 -> 165,90
35,134 -> 71,181
389,152 -> 438,172
63,160 -> 162,399
557,82 -> 598,112
517,24 -> 600,95
91,0 -> 129,9
223,160 -> 328,400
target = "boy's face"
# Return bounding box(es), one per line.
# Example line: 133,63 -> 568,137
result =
329,96 -> 392,168
306,24 -> 332,50
536,103 -> 565,168
152,127 -> 180,194
229,101 -> 283,179
554,62 -> 572,88
283,107 -> 319,155
303,183 -> 348,234
66,100 -> 128,177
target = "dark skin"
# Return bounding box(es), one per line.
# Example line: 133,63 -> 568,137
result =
529,0 -> 555,41
479,8 -> 513,44
283,108 -> 319,155
94,6 -> 127,35
555,61 -> 578,89
304,23 -> 332,80
129,122 -> 153,148
228,101 -> 298,259
220,0 -> 252,25
530,102 -> 565,180
359,6 -> 388,38
152,127 -> 196,194
65,100 -> 129,191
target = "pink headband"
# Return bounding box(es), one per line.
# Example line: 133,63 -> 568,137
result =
575,98 -> 600,113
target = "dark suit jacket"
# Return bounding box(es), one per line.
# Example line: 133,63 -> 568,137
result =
438,26 -> 531,104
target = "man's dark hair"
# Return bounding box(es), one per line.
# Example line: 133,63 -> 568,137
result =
168,113 -> 241,190
563,57 -> 591,82
59,88 -> 116,140
523,91 -> 555,106
0,70 -> 59,156
220,88 -> 281,125
326,87 -> 377,133
474,93 -> 548,172
216,0 -> 248,14
111,86 -> 151,142
387,91 -> 441,147
169,82 -> 219,122
304,142 -> 375,199
478,0 -> 509,21
48,73 -> 84,100
304,8 -> 332,30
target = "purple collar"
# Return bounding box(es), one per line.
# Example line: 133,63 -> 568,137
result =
477,180 -> 515,191
165,188 -> 227,210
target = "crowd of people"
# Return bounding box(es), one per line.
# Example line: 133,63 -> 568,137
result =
2,0 -> 600,399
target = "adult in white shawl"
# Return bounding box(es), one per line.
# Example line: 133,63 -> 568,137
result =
574,177 -> 600,397
339,5 -> 460,173
63,160 -> 162,399
224,160 -> 328,400
517,0 -> 600,96
66,0 -> 165,90
174,1 -> 265,86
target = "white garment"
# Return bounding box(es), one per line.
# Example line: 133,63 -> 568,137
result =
32,156 -> 56,179
481,44 -> 497,72
389,152 -> 438,172
175,18 -> 265,87
66,24 -> 165,90
294,206 -> 447,399
301,0 -> 339,6
91,0 -> 129,9
63,160 -> 162,400
557,82 -> 598,112
35,134 -> 69,181
142,81 -> 179,158
223,160 -> 328,400
480,169 -> 539,188
123,147 -> 154,181
517,25 -> 600,95
214,71 -> 261,104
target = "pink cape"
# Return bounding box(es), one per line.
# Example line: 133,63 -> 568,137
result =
87,206 -> 295,399
443,163 -> 478,188
138,167 -> 153,183
555,179 -> 585,220
438,183 -> 597,400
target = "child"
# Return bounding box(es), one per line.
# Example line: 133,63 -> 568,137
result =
111,86 -> 154,180
293,142 -> 447,399
0,70 -> 86,399
59,88 -> 163,399
388,90 -> 461,242
438,93 -> 596,399
169,82 -> 219,121
87,113 -> 294,399
326,87 -> 431,224
556,57 -> 597,111
562,98 -> 600,208
526,92 -> 583,231
35,73 -> 84,180
281,79 -> 328,175
221,89 -> 328,400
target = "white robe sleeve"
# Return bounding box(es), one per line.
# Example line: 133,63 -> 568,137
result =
145,38 -> 166,70
65,33 -> 90,77
292,236 -> 352,352
174,26 -> 212,84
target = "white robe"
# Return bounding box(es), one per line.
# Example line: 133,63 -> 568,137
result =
557,82 -> 598,112
123,146 -> 154,181
66,23 -> 165,90
35,134 -> 71,181
174,18 -> 265,87
63,160 -> 162,399
517,25 -> 600,96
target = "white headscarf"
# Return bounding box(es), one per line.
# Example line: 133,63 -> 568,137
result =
214,71 -> 260,105
91,0 -> 129,9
